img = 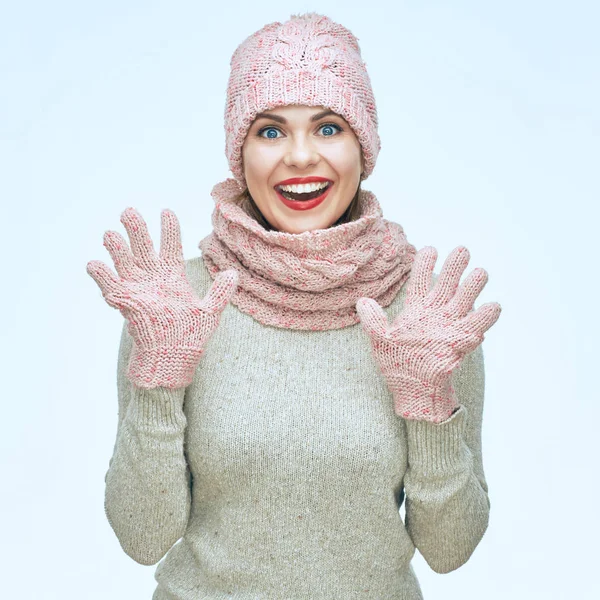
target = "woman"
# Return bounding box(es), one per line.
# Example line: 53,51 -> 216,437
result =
87,12 -> 502,599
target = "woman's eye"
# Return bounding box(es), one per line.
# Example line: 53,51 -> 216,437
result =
318,123 -> 342,136
258,127 -> 282,139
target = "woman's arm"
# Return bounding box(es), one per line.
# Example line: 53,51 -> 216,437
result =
402,343 -> 490,573
104,320 -> 192,566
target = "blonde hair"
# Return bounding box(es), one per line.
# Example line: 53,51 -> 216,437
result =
234,184 -> 363,231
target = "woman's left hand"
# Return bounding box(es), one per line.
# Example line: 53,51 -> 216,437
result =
356,245 -> 502,424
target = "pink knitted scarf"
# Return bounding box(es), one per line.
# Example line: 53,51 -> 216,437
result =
198,179 -> 417,331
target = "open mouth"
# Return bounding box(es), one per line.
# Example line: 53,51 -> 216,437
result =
275,181 -> 332,202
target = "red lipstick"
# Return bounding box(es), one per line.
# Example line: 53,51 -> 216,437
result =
274,177 -> 334,211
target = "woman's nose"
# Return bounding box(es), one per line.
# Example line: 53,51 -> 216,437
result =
282,137 -> 320,170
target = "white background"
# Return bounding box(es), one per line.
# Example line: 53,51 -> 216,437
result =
2,0 -> 598,598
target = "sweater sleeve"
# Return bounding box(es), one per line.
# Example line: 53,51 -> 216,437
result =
402,342 -> 490,574
104,320 -> 192,566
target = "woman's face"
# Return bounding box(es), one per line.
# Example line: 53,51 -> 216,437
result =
241,104 -> 364,233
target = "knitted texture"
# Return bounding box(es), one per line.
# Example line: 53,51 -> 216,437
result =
225,12 -> 380,186
198,178 -> 417,330
87,207 -> 239,388
356,246 -> 502,423
104,255 -> 491,596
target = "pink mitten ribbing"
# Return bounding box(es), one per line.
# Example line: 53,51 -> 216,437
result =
87,207 -> 239,389
356,246 -> 501,424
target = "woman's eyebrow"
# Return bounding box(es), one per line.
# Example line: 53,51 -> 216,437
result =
253,109 -> 338,124
254,113 -> 286,124
310,110 -> 337,121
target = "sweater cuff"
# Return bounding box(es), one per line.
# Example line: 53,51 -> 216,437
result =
128,386 -> 187,431
404,404 -> 470,474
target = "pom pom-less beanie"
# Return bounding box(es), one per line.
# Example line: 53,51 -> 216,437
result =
224,12 -> 381,187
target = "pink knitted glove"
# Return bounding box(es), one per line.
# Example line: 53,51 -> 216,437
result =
356,246 -> 501,424
87,207 -> 239,389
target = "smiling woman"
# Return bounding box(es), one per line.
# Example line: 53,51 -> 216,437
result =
90,10 -> 502,600
239,105 -> 365,232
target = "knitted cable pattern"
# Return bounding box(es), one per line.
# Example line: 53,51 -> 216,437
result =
199,178 -> 416,331
87,208 -> 239,389
225,12 -> 380,186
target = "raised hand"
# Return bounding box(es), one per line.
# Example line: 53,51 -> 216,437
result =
87,207 -> 239,389
356,246 -> 501,423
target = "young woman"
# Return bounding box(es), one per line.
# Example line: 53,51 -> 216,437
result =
87,12 -> 502,599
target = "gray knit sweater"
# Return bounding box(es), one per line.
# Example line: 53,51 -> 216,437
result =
104,255 -> 489,599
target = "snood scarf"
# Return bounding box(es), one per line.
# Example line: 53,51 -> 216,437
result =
199,178 -> 417,331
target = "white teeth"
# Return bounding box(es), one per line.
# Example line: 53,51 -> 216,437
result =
279,182 -> 329,193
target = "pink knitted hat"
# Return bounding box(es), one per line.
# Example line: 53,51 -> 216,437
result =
224,12 -> 381,186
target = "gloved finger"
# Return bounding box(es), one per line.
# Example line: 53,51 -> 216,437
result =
86,260 -> 123,297
356,297 -> 389,339
446,267 -> 488,319
159,209 -> 184,265
428,246 -> 470,308
405,246 -> 437,307
458,302 -> 502,342
200,269 -> 239,314
103,230 -> 137,279
120,207 -> 160,270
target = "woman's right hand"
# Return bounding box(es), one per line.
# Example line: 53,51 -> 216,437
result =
87,207 -> 239,389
